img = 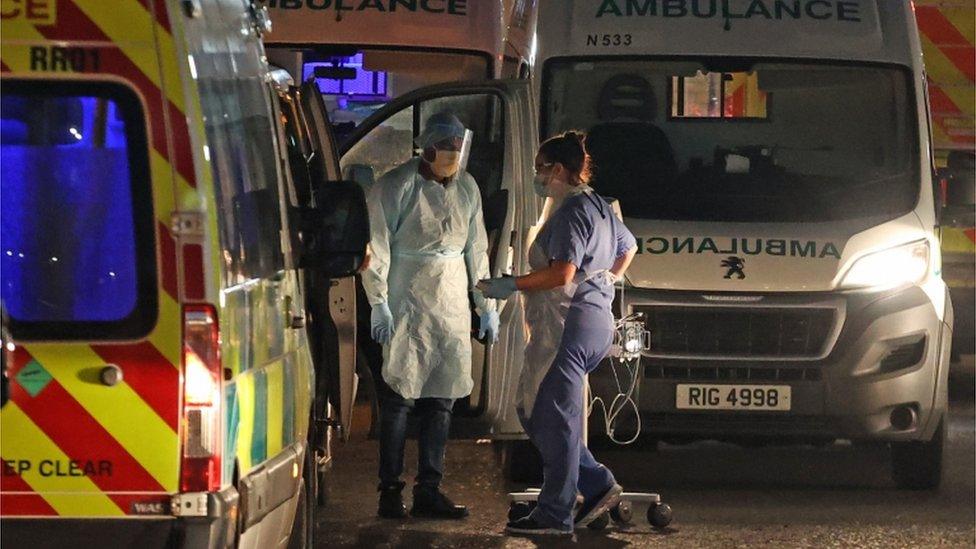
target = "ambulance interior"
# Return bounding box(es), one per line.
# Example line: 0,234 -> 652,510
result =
543,59 -> 920,223
269,47 -> 490,141
339,90 -> 510,419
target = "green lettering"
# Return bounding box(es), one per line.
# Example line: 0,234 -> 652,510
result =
820,242 -> 841,259
805,0 -> 831,19
673,237 -> 695,254
691,0 -> 716,17
790,240 -> 816,258
662,0 -> 687,16
773,0 -> 800,18
836,0 -> 860,21
596,0 -> 623,17
719,238 -> 739,255
448,0 -> 466,15
697,237 -> 719,254
390,0 -> 416,11
742,239 -> 762,255
647,237 -> 669,254
358,0 -> 385,10
626,0 -> 656,16
766,239 -> 786,256
745,0 -> 771,18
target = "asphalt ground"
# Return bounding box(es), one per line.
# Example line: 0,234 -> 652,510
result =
314,370 -> 976,548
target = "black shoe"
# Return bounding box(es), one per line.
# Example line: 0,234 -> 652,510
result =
574,483 -> 623,527
377,481 -> 407,519
410,485 -> 469,519
505,515 -> 573,537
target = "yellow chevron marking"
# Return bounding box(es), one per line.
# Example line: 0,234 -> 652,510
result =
21,345 -> 179,491
148,293 -> 182,368
1,17 -> 47,71
235,374 -> 255,473
921,35 -> 975,118
943,227 -> 976,254
266,363 -> 284,457
70,0 -> 185,112
1,402 -> 124,516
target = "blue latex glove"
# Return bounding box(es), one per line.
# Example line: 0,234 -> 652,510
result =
479,310 -> 500,343
478,277 -> 518,300
370,303 -> 394,345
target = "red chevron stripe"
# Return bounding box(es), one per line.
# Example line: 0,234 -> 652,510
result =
12,380 -> 166,503
916,6 -> 976,82
89,342 -> 180,432
159,221 -> 179,300
138,0 -> 172,34
0,467 -> 58,516
32,1 -> 197,188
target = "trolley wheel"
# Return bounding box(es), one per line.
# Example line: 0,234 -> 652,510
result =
508,501 -> 535,522
646,502 -> 673,529
587,512 -> 610,531
610,501 -> 633,524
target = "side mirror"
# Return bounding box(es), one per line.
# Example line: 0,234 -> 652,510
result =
299,180 -> 369,278
941,151 -> 976,209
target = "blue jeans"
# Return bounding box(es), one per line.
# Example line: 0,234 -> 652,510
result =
377,384 -> 454,489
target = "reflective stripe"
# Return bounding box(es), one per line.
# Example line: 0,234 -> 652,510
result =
0,403 -> 123,516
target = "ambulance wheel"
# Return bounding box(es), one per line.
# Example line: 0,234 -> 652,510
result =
647,502 -> 672,529
508,501 -> 535,522
610,501 -> 633,524
587,512 -> 610,531
891,416 -> 945,490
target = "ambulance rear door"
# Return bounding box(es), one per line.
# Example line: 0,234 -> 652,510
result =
338,79 -> 539,437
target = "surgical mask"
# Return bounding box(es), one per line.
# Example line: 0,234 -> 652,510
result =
533,172 -> 552,198
429,150 -> 461,179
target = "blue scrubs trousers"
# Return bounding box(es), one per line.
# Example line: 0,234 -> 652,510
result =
518,315 -> 616,530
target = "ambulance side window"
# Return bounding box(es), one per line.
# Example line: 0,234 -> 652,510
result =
198,70 -> 286,281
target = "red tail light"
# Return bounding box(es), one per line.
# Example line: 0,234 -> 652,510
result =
180,304 -> 221,493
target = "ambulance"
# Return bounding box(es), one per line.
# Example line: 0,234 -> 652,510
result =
525,0 -> 955,489
915,0 -> 975,364
0,0 -> 365,547
259,0 -> 538,137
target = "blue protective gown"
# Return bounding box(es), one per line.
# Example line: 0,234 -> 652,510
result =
517,186 -> 637,530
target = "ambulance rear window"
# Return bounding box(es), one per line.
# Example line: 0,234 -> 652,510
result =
0,80 -> 156,340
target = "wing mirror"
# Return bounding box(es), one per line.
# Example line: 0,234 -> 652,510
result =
299,180 -> 369,279
939,151 -> 975,209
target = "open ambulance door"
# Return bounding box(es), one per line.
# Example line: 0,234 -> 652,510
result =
338,80 -> 540,438
294,79 -> 359,444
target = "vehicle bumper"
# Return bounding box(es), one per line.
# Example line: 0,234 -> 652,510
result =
594,285 -> 951,443
0,487 -> 239,549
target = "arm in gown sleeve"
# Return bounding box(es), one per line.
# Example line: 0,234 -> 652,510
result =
361,170 -> 407,306
462,175 -> 496,315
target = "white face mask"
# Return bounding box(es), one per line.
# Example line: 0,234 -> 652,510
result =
533,172 -> 552,198
429,150 -> 461,179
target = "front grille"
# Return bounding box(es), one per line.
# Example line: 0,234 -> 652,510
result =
642,413 -> 831,435
644,364 -> 822,382
636,306 -> 835,358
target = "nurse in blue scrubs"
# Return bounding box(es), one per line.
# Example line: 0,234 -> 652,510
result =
479,131 -> 638,536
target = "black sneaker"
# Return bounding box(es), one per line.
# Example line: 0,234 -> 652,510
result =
410,485 -> 469,519
574,483 -> 623,527
505,515 -> 573,537
377,481 -> 407,519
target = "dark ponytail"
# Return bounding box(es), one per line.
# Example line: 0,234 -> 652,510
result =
538,130 -> 592,184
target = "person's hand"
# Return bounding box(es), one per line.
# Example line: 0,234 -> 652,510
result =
477,277 -> 518,300
370,303 -> 394,345
479,310 -> 500,343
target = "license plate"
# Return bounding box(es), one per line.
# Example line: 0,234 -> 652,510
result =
675,384 -> 791,411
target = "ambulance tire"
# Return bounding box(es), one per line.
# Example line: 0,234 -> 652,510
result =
891,417 -> 945,490
288,448 -> 316,549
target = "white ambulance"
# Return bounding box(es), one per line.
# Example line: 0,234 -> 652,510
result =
260,0 -> 538,137
527,0 -> 955,489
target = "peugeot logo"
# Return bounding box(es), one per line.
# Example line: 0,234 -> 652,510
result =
721,256 -> 746,280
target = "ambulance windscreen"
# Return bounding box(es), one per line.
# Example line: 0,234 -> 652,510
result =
544,59 -> 919,223
0,81 -> 156,340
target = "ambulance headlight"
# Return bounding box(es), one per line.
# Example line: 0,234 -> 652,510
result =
840,240 -> 930,290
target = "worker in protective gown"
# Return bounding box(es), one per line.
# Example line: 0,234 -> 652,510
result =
479,132 -> 638,536
363,112 -> 499,520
